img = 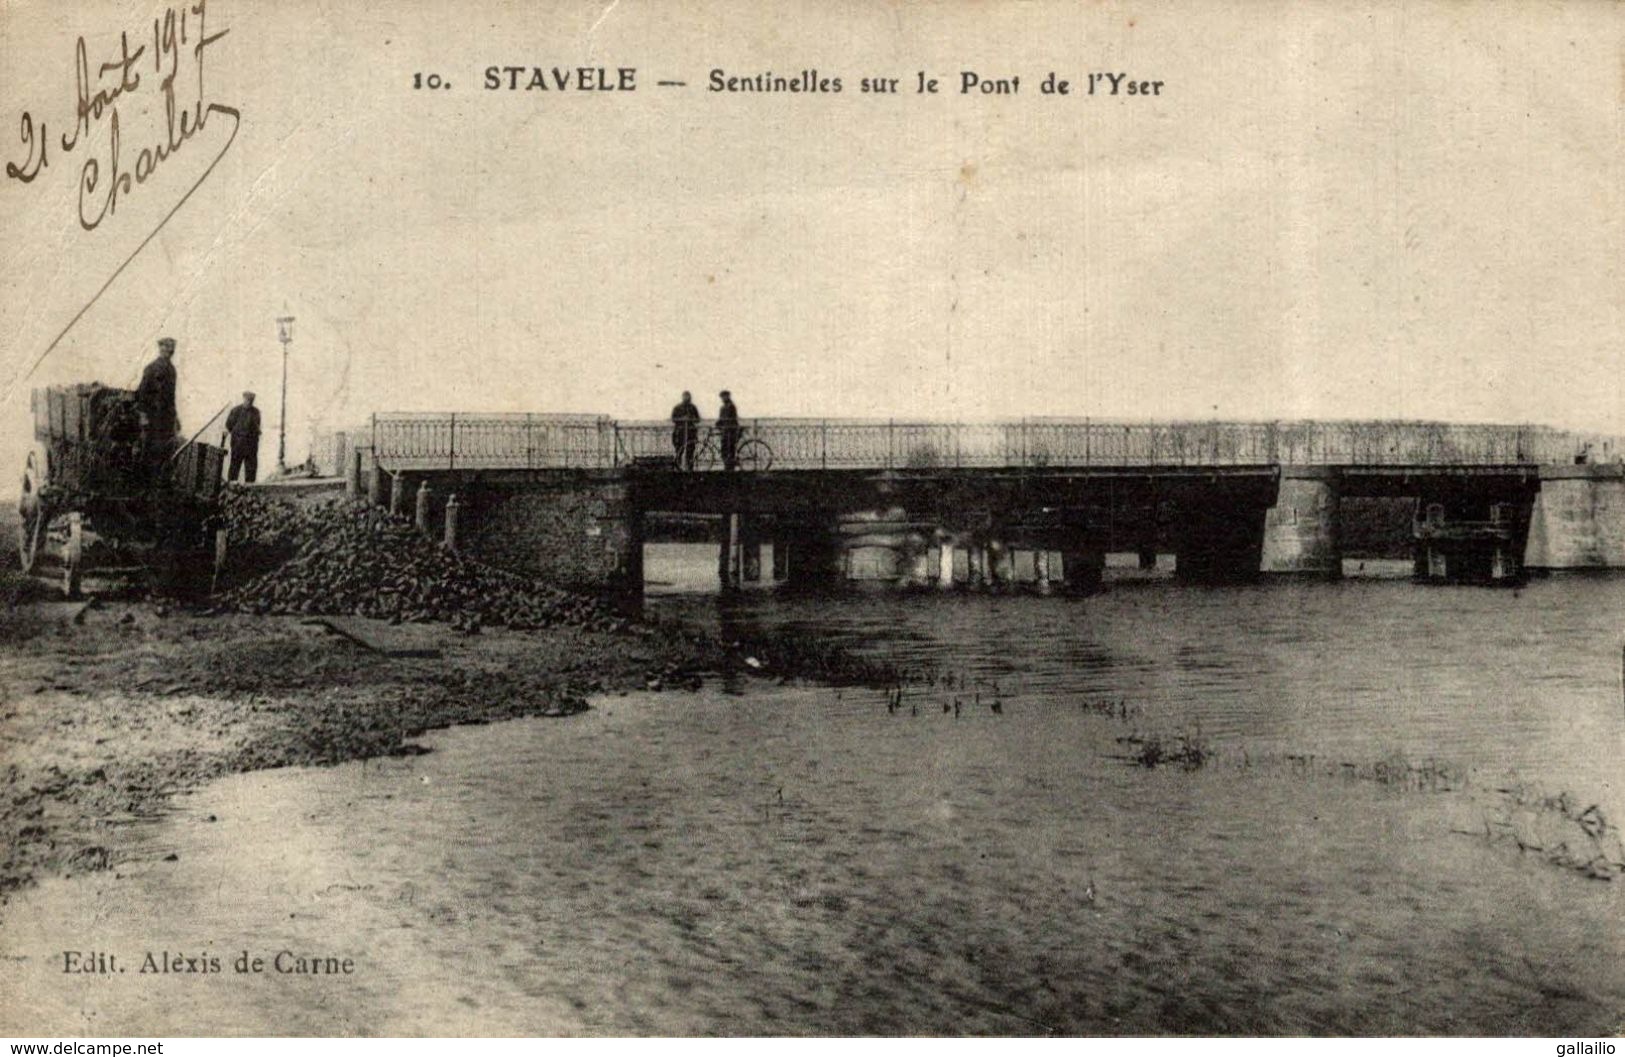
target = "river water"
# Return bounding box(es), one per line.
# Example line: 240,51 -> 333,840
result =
647,545 -> 1625,811
6,547 -> 1624,1035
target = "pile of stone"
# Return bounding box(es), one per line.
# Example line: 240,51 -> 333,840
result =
220,492 -> 628,633
217,487 -> 327,552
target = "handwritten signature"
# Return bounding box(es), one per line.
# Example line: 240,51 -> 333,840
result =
4,0 -> 241,390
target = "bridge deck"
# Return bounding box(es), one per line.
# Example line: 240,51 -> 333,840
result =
361,414 -> 1618,473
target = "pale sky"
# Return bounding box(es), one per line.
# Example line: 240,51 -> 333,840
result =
1,0 -> 1620,488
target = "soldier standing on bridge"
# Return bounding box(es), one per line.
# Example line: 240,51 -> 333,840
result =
671,391 -> 701,471
717,390 -> 742,471
226,391 -> 262,483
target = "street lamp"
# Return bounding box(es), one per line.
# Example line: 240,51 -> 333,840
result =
276,315 -> 295,474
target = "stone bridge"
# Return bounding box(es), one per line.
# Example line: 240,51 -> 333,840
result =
326,415 -> 1625,598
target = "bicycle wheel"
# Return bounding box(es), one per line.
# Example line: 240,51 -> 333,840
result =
694,432 -> 721,471
735,438 -> 773,471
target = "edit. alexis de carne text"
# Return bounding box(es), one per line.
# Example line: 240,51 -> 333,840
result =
63,950 -> 357,975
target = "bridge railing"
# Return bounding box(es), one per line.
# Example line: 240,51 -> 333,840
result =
372,412 -> 614,470
367,413 -> 1622,472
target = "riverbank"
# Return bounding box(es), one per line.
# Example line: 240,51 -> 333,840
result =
7,566 -> 1625,1035
6,678 -> 1625,1035
0,578 -> 808,907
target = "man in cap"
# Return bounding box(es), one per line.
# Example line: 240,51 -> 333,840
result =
136,337 -> 180,464
717,390 -> 742,471
225,391 -> 262,483
671,390 -> 701,471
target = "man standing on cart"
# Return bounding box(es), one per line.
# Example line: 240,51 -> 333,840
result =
137,337 -> 180,466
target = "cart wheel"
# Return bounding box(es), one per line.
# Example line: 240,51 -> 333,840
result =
17,448 -> 48,573
211,527 -> 229,594
62,512 -> 82,599
736,438 -> 773,472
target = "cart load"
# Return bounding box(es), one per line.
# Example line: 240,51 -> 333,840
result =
18,383 -> 226,595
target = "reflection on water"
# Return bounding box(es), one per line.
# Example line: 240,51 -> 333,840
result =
647,544 -> 1625,814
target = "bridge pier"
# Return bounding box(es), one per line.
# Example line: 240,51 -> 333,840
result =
718,514 -> 739,590
982,543 -> 1009,585
455,471 -> 645,602
1261,467 -> 1342,577
606,491 -> 645,603
741,516 -> 763,582
771,527 -> 792,582
1061,548 -> 1106,591
717,513 -> 766,590
966,544 -> 988,586
1525,464 -> 1625,569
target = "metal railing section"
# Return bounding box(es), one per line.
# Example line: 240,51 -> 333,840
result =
365,413 -> 1622,472
372,412 -> 614,470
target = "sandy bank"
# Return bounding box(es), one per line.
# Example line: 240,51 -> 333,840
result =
6,682 -> 1625,1036
0,585 -> 794,906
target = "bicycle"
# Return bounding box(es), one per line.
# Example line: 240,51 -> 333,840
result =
689,425 -> 774,471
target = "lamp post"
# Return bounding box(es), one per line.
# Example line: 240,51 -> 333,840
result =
276,315 -> 295,474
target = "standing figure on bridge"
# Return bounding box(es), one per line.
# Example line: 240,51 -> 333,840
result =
137,337 -> 180,467
717,390 -> 741,471
226,391 -> 262,483
671,390 -> 701,471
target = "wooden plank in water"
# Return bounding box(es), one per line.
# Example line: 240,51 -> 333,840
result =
303,616 -> 443,658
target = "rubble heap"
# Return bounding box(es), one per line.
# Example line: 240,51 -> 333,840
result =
217,487 -> 319,552
220,490 -> 629,633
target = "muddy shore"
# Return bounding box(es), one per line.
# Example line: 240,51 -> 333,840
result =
7,568 -> 1625,1034
0,575 -> 837,909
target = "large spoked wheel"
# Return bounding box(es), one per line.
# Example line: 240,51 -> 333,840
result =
61,512 -> 82,599
736,438 -> 773,472
17,447 -> 50,573
693,433 -> 721,472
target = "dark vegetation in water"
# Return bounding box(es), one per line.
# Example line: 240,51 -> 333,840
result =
848,664 -> 1625,886
1473,784 -> 1625,882
1120,729 -> 1214,770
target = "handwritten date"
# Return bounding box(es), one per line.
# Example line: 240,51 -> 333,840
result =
3,0 -> 244,392
6,0 -> 239,232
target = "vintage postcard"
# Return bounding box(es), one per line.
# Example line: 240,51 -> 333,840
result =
2,0 -> 1623,1040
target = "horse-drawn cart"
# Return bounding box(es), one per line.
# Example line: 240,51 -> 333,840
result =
18,383 -> 226,597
